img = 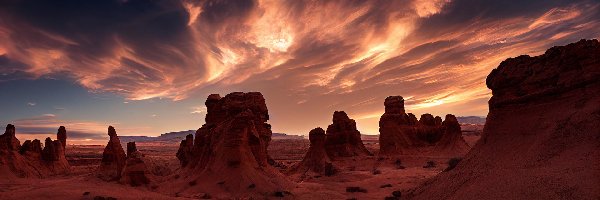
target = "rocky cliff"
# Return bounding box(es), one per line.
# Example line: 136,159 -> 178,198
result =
409,39 -> 600,200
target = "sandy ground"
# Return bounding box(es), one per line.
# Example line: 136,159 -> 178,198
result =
0,134 -> 478,200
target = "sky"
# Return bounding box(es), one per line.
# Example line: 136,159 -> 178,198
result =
0,0 -> 599,144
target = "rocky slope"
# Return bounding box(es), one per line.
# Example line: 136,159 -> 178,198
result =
409,39 -> 600,199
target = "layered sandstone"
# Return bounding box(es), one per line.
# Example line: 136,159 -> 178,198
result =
97,126 -> 127,181
378,96 -> 468,157
0,125 -> 69,178
172,92 -> 292,198
410,39 -> 600,199
289,127 -> 335,176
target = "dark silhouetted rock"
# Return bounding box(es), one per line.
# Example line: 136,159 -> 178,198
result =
126,142 -> 137,157
171,92 -> 292,198
0,124 -> 20,151
98,126 -> 127,181
175,134 -> 193,167
57,126 -> 67,149
120,142 -> 150,186
410,39 -> 600,199
42,138 -> 58,161
325,111 -> 371,157
289,127 -> 336,176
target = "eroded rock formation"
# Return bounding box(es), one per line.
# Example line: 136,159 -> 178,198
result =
175,134 -> 194,167
172,92 -> 292,198
0,125 -> 69,178
120,142 -> 150,186
378,96 -> 468,156
57,126 -> 67,149
289,127 -> 335,176
97,126 -> 127,181
325,111 -> 371,157
410,39 -> 600,199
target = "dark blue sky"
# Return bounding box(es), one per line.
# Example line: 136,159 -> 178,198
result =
1,0 -> 599,144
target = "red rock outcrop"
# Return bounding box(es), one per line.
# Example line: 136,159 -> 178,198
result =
410,39 -> 600,199
0,124 -> 20,151
175,134 -> 194,167
171,92 -> 292,198
289,127 -> 335,176
378,96 -> 468,157
57,126 -> 67,149
97,126 -> 127,181
0,125 -> 69,178
324,111 -> 371,157
120,142 -> 150,186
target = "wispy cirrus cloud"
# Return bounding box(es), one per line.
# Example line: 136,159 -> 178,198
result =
0,0 -> 599,135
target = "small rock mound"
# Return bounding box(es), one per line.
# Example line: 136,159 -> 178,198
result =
97,126 -> 127,181
325,111 -> 372,157
289,127 -> 335,176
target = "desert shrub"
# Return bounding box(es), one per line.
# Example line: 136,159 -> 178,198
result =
444,157 -> 462,172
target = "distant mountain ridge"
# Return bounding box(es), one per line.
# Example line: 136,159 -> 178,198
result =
120,131 -> 304,143
456,116 -> 486,125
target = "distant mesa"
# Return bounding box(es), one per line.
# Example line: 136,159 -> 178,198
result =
0,124 -> 70,178
172,92 -> 292,198
378,96 -> 469,157
410,39 -> 600,199
325,111 -> 372,158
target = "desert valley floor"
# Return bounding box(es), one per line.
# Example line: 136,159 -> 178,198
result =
0,131 -> 482,200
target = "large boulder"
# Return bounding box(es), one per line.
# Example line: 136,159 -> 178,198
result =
289,127 -> 335,176
97,126 -> 127,181
325,111 -> 372,157
171,92 -> 292,198
378,96 -> 468,157
409,39 -> 600,199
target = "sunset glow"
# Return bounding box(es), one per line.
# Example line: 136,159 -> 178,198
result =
1,0 -> 599,142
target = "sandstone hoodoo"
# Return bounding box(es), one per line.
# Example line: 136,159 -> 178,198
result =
175,134 -> 194,167
325,111 -> 371,157
57,126 -> 67,149
410,39 -> 600,199
120,142 -> 151,187
289,127 -> 335,176
0,125 -> 70,178
378,96 -> 469,157
172,92 -> 292,198
97,126 -> 127,181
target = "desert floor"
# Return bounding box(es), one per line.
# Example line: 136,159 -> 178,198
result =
0,133 -> 480,200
